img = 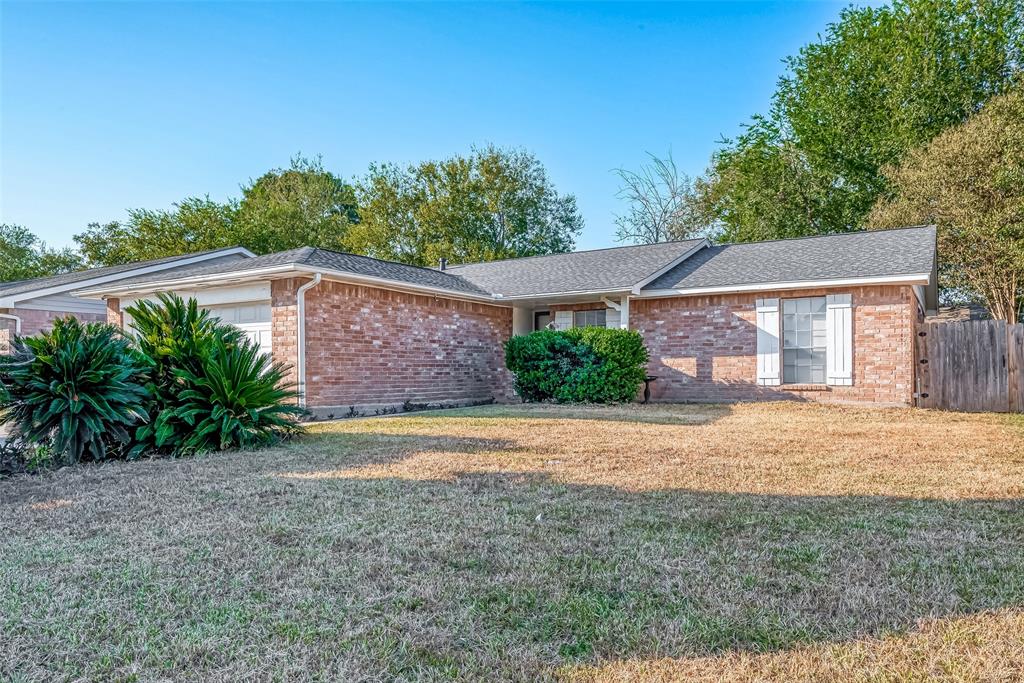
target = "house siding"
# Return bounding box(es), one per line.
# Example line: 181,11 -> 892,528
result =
273,277 -> 515,412
629,285 -> 918,405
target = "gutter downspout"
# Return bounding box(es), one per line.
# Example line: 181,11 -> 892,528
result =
296,273 -> 322,409
0,312 -> 22,335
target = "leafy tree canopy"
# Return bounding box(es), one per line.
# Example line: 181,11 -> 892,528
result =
74,156 -> 358,266
703,0 -> 1023,243
348,145 -> 582,266
75,198 -> 238,266
868,87 -> 1024,322
0,224 -> 83,282
74,150 -> 578,268
237,154 -> 359,253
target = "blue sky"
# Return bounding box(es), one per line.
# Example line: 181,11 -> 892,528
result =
1,1 -> 857,252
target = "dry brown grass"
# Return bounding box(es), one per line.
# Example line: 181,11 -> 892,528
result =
2,402 -> 1024,681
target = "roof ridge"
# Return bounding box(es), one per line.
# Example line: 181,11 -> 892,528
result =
303,246 -> 476,279
712,224 -> 936,249
445,238 -> 705,270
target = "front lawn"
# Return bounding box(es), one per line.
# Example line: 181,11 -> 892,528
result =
3,403 -> 1024,681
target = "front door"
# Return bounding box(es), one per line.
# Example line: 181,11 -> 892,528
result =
534,311 -> 552,331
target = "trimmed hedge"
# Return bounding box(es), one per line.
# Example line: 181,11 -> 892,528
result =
504,327 -> 648,403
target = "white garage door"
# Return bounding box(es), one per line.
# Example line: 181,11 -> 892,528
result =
206,302 -> 273,357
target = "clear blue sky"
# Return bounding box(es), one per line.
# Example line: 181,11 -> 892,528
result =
1,1 -> 858,252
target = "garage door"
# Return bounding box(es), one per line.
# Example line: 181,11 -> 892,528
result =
205,302 -> 273,357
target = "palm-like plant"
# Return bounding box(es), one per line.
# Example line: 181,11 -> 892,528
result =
169,336 -> 302,454
0,318 -> 149,464
127,293 -> 245,455
127,293 -> 301,456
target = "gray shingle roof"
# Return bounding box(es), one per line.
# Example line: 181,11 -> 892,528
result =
76,227 -> 935,302
94,247 -> 492,296
446,239 -> 706,297
0,248 -> 250,300
643,226 -> 936,291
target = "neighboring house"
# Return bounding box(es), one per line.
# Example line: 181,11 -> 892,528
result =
76,225 -> 937,413
0,247 -> 255,352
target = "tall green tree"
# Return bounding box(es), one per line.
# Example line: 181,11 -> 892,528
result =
868,87 -> 1024,323
75,198 -> 238,266
704,0 -> 1024,243
0,224 -> 83,282
75,157 -> 359,266
237,154 -> 359,253
349,146 -> 582,266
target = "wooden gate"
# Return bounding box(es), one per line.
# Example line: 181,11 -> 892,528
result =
916,320 -> 1024,412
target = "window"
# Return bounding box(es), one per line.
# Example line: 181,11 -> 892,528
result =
573,309 -> 606,328
782,297 -> 826,384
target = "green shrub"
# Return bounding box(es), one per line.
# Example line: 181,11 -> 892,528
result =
0,318 -> 149,464
168,336 -> 303,453
127,293 -> 245,455
127,293 -> 302,455
504,327 -> 648,403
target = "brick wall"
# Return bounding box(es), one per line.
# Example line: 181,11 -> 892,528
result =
106,298 -> 122,327
630,285 -> 918,406
274,277 -> 514,411
271,280 -> 300,391
0,306 -> 108,354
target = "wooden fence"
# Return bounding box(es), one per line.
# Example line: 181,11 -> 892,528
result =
916,319 -> 1024,412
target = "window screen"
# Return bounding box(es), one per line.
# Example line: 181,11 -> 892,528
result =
573,309 -> 606,328
782,297 -> 826,384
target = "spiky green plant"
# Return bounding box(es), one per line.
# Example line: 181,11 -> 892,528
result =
127,293 -> 301,456
0,318 -> 149,464
169,335 -> 302,454
126,293 -> 245,455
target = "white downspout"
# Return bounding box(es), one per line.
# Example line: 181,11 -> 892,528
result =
295,273 -> 322,409
0,312 -> 22,335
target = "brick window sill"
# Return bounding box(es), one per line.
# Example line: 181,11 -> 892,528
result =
783,383 -> 830,392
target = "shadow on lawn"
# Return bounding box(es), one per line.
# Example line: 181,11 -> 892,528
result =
344,402 -> 737,427
277,462 -> 1024,674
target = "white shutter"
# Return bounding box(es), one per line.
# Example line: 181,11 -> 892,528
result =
755,298 -> 781,386
826,294 -> 853,385
554,311 -> 573,330
605,307 -> 621,329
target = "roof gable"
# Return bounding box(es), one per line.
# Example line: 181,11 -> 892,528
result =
445,239 -> 707,298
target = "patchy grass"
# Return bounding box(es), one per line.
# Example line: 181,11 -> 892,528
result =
2,402 -> 1024,681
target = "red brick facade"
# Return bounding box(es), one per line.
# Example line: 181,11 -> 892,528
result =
630,285 -> 918,405
100,278 -> 920,409
106,298 -> 123,327
273,277 -> 515,411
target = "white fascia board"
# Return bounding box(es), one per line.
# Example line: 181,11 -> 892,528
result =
637,273 -> 932,299
75,264 -> 301,298
2,247 -> 255,307
495,287 -> 633,302
630,239 -> 710,295
79,263 -> 502,305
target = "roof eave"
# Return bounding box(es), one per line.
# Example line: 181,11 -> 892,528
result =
77,263 -> 500,305
637,273 -> 933,299
0,246 -> 255,307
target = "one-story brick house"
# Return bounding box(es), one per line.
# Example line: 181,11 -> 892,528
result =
70,225 -> 936,413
